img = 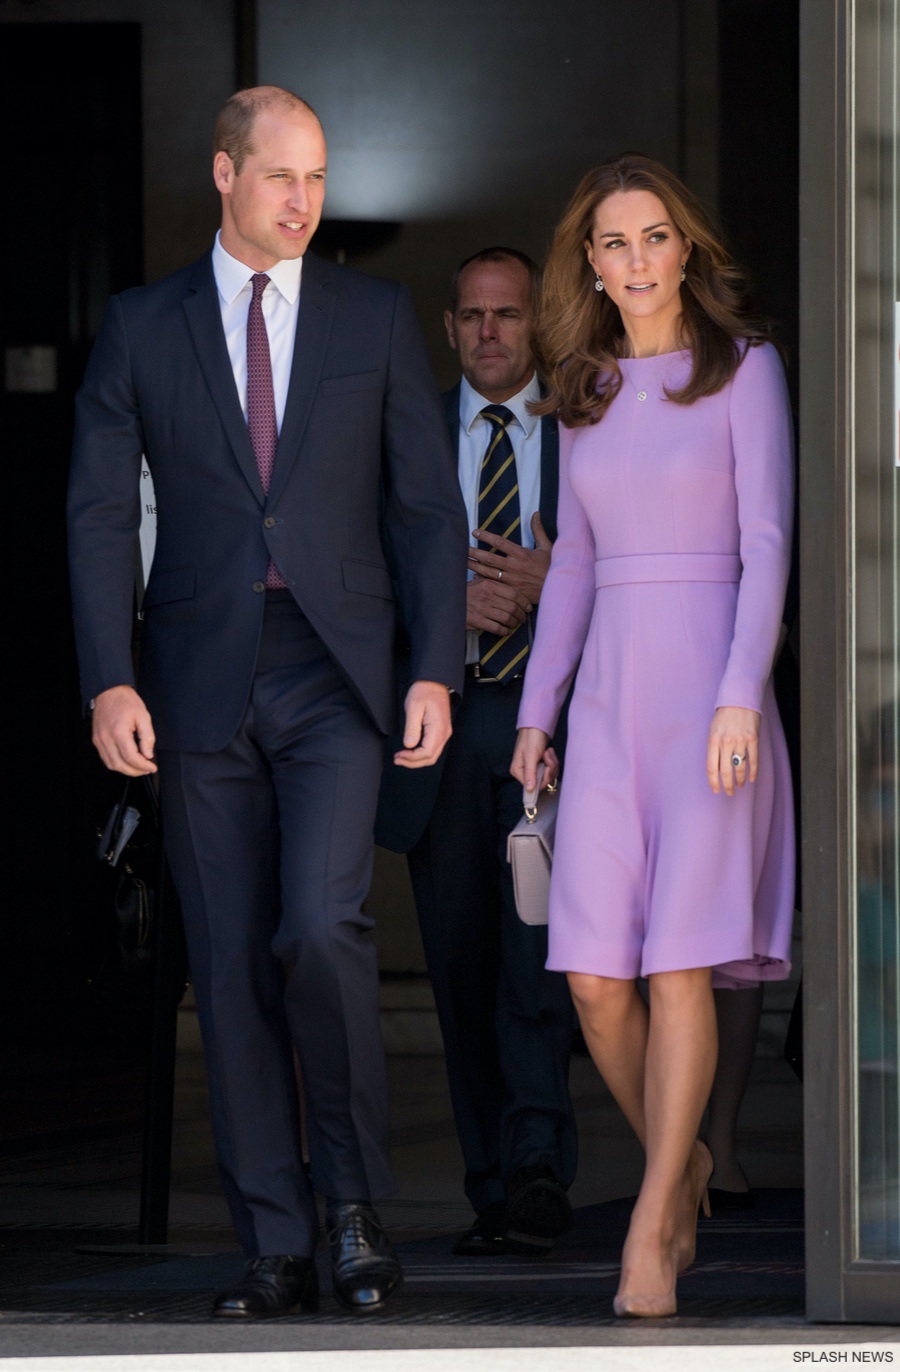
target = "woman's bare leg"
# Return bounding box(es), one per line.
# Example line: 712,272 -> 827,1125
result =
617,968 -> 717,1302
568,968 -> 717,1307
568,973 -> 649,1143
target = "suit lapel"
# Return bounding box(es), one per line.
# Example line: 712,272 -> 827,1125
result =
538,412 -> 559,543
443,383 -> 461,452
265,252 -> 336,510
182,254 -> 265,505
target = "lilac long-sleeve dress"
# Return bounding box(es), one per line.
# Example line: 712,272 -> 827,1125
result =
517,342 -> 795,987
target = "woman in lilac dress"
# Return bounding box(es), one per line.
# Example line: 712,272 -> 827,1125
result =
510,155 -> 794,1316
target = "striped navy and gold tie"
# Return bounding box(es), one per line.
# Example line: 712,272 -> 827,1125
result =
477,405 -> 530,682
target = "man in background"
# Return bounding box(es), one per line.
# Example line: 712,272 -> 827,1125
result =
378,248 -> 576,1255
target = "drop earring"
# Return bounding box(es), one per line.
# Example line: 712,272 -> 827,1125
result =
680,264 -> 686,283
594,273 -> 604,293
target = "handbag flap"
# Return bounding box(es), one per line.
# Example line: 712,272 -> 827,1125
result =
507,789 -> 559,862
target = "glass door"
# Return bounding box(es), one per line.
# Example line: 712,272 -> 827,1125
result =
802,0 -> 900,1320
852,0 -> 900,1267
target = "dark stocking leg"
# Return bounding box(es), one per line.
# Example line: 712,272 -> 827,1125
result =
704,985 -> 764,1192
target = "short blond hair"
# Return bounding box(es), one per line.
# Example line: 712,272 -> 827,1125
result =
213,86 -> 318,175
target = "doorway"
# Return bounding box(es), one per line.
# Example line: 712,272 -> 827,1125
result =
3,0 -> 887,1330
0,22 -> 147,1153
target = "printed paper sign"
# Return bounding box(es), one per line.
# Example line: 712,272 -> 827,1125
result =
139,459 -> 157,592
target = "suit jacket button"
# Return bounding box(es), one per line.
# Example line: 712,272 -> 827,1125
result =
252,581 -> 265,593
264,517 -> 276,528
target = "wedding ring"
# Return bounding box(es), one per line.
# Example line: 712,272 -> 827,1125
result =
731,753 -> 745,767
498,569 -> 503,581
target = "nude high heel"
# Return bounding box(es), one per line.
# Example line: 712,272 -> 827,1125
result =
614,1141 -> 713,1318
675,1139 -> 713,1275
613,1285 -> 677,1319
613,1244 -> 678,1319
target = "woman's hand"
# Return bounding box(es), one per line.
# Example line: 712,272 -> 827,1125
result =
511,727 -> 559,793
706,706 -> 760,796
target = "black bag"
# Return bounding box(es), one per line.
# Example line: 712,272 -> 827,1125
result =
93,776 -> 161,1005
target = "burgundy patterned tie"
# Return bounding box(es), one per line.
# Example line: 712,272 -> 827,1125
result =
247,272 -> 286,589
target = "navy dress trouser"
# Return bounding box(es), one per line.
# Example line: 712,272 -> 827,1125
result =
159,593 -> 395,1259
407,677 -> 577,1214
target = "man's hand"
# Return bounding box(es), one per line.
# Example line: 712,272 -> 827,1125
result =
394,680 -> 453,769
92,685 -> 158,777
466,577 -> 531,634
468,511 -> 553,605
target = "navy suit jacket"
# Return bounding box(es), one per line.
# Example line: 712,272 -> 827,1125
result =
68,251 -> 469,752
374,383 -> 560,853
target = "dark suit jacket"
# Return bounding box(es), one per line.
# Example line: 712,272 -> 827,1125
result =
374,383 -> 560,853
68,251 -> 469,753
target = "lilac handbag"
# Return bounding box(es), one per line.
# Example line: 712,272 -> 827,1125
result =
506,765 -> 559,926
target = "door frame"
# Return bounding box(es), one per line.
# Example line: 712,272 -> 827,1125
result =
801,0 -> 900,1321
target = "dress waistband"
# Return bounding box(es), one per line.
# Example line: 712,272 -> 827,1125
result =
594,552 -> 742,589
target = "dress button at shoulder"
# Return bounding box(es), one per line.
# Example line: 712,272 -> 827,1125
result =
637,391 -> 647,402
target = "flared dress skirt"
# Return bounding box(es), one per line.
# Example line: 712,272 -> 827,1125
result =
546,567 -> 794,987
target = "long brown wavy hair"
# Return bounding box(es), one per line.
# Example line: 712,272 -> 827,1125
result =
534,153 -> 772,427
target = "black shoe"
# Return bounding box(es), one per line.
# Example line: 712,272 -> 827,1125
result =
452,1201 -> 509,1256
505,1157 -> 572,1251
213,1255 -> 319,1318
326,1202 -> 403,1312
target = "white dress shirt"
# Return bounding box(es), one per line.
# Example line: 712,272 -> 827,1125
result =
211,230 -> 303,431
458,372 -> 542,664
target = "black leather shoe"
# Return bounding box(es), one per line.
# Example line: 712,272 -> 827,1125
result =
505,1157 -> 572,1250
213,1255 -> 319,1318
326,1202 -> 402,1312
452,1201 -> 509,1256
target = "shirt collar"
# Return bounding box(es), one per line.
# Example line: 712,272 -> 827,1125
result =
212,229 -> 303,306
460,371 -> 541,439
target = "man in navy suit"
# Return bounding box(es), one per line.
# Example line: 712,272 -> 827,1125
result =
68,86 -> 467,1317
377,249 -> 576,1256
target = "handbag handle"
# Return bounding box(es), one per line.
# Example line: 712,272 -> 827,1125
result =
523,763 -> 558,823
98,775 -> 160,865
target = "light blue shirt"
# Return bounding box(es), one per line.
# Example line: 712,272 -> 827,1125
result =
458,371 -> 542,663
211,230 -> 303,431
